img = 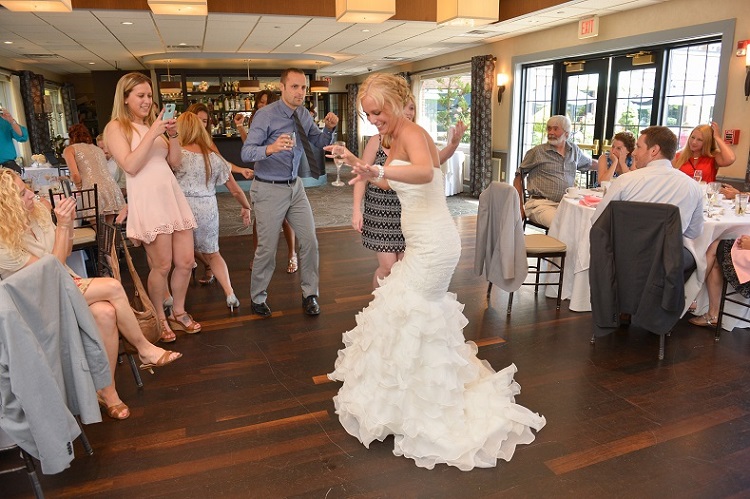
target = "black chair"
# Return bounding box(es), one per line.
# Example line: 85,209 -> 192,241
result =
49,184 -> 99,274
0,428 -> 44,499
714,280 -> 750,342
477,182 -> 567,316
99,220 -> 144,389
589,201 -> 684,360
513,172 -> 550,234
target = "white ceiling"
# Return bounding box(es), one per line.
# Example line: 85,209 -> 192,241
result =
0,0 -> 669,77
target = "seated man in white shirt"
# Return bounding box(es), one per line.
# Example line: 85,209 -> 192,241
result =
592,125 -> 704,279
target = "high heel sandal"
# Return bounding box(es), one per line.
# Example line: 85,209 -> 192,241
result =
138,350 -> 182,373
226,294 -> 240,312
198,265 -> 216,285
168,312 -> 202,334
97,394 -> 130,420
688,313 -> 718,328
287,255 -> 298,274
159,319 -> 177,343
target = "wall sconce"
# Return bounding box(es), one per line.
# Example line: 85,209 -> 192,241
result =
496,74 -> 508,104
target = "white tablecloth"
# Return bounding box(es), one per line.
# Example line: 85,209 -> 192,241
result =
443,151 -> 464,196
684,202 -> 750,329
545,196 -> 750,327
544,196 -> 597,312
22,167 -> 60,192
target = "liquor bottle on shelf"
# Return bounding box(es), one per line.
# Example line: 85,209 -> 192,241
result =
244,96 -> 251,111
224,95 -> 230,111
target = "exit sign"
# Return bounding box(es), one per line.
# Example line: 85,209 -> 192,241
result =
578,16 -> 599,39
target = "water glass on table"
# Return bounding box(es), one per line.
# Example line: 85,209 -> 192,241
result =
736,193 -> 749,215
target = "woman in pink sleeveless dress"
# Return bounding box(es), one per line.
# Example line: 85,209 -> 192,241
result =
104,72 -> 200,343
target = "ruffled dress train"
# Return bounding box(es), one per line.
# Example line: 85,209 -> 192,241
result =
329,164 -> 545,471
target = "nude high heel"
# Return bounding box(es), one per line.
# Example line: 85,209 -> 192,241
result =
226,294 -> 240,312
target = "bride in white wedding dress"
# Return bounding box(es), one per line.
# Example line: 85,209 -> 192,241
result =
328,74 -> 545,471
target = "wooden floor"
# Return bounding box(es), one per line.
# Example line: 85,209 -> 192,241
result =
4,216 -> 750,498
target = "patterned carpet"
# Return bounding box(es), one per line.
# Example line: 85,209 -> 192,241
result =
218,162 -> 479,237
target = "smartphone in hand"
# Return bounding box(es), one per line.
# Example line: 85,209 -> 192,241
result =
61,178 -> 73,198
163,103 -> 176,120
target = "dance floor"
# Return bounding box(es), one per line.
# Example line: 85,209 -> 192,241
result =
3,216 -> 750,498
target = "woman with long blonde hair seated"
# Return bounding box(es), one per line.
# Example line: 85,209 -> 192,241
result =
0,169 -> 181,420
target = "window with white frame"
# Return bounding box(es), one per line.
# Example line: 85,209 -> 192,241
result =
416,72 -> 471,146
661,41 -> 721,148
519,64 -> 554,157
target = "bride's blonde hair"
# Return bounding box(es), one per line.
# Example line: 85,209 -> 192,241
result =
0,169 -> 51,254
358,73 -> 411,149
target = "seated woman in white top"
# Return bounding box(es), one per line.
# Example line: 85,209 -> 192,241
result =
0,168 -> 182,420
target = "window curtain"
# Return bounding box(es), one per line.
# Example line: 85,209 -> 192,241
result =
61,83 -> 77,129
346,83 -> 359,157
468,55 -> 495,197
19,70 -> 51,155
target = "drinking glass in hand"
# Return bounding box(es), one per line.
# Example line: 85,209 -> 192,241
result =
332,140 -> 346,187
693,170 -> 703,183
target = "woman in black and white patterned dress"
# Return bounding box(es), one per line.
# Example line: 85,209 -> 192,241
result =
351,96 -> 466,289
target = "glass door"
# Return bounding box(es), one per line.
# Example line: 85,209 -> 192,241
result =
560,57 -> 608,186
605,52 -> 662,142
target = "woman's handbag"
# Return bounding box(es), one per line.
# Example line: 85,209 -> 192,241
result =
106,223 -> 161,348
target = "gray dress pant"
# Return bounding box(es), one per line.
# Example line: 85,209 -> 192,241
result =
249,178 -> 319,304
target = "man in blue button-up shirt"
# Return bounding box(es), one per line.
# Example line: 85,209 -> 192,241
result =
241,68 -> 338,317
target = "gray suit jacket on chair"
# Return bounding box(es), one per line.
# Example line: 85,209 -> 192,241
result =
0,256 -> 110,474
474,182 -> 528,292
589,201 -> 685,336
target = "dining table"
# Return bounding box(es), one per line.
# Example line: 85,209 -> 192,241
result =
22,165 -> 61,193
543,192 -> 750,328
684,200 -> 750,329
543,190 -> 599,312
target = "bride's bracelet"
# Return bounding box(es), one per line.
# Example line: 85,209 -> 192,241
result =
375,164 -> 385,181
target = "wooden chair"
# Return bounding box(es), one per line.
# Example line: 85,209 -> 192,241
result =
513,172 -> 550,234
0,428 -> 44,499
49,185 -> 99,274
478,182 -> 567,315
506,234 -> 567,315
714,280 -> 750,342
99,220 -> 144,389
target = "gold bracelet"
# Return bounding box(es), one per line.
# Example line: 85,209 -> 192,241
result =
167,132 -> 179,139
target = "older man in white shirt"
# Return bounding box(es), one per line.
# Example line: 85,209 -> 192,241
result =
592,126 -> 704,277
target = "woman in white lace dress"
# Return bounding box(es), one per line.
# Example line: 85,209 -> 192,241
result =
174,112 -> 251,311
328,73 -> 545,471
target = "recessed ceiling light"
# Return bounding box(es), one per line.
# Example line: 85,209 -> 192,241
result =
179,42 -> 186,46
294,44 -> 301,47
3,41 -> 13,44
88,62 -> 95,65
121,21 -> 133,25
361,29 -> 370,33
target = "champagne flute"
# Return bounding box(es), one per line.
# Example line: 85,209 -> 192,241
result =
332,140 -> 346,187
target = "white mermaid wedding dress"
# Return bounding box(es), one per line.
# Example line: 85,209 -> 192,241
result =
329,161 -> 546,471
